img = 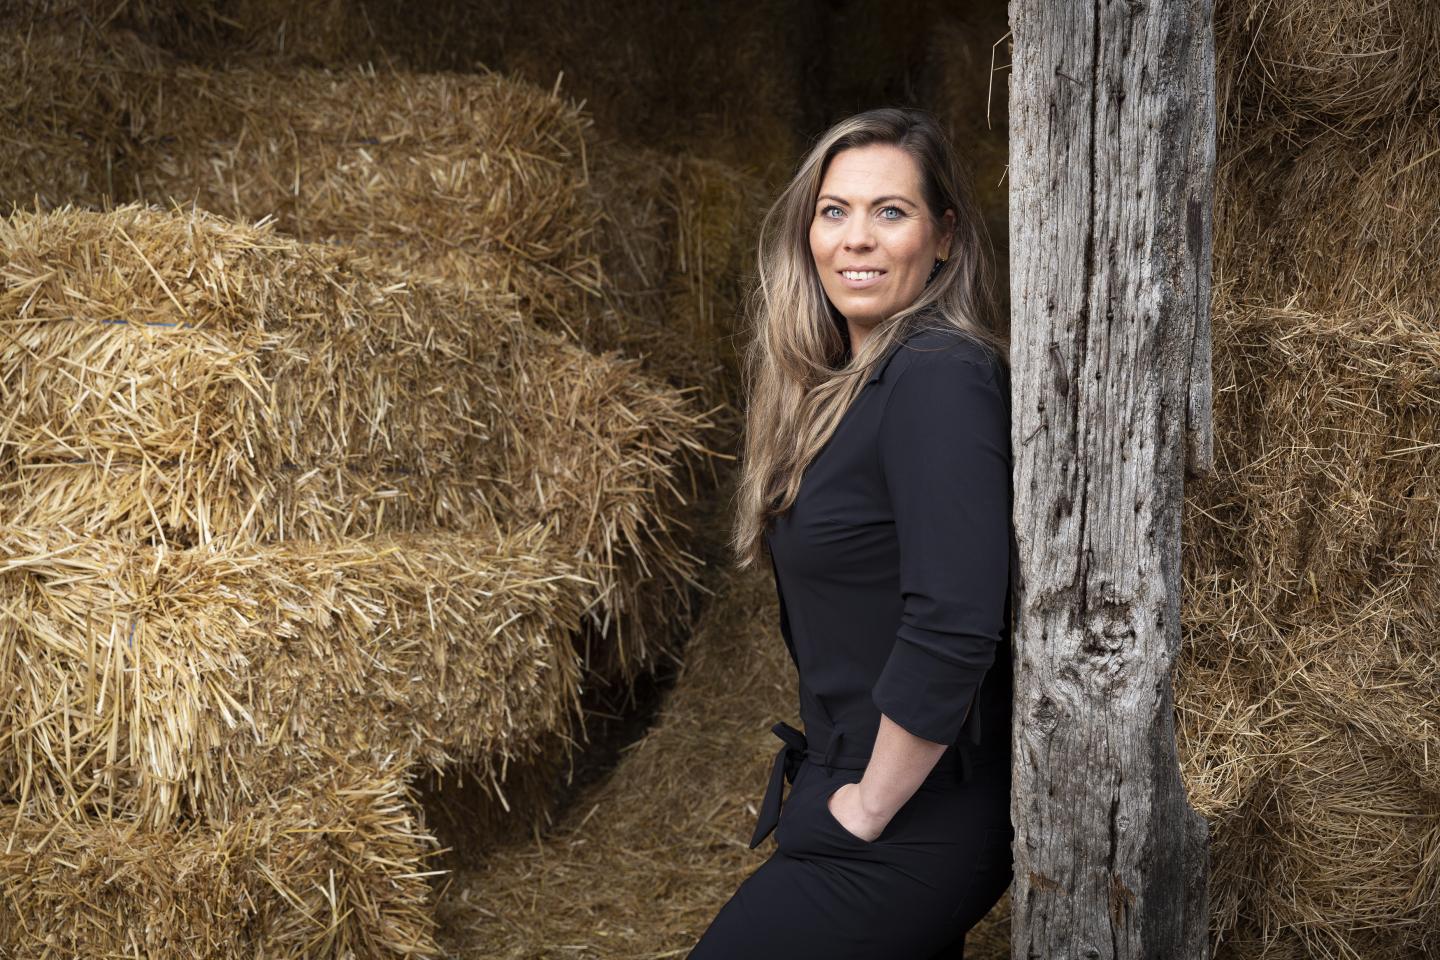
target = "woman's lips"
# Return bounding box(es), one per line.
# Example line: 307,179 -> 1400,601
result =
838,270 -> 886,289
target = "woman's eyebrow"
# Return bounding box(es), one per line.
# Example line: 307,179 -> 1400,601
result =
816,194 -> 917,206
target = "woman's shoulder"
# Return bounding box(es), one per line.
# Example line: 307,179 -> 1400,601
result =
891,325 -> 1005,386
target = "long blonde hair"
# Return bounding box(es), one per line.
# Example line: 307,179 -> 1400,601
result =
730,107 -> 1006,569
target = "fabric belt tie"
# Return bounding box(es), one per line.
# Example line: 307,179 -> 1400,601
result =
747,721 -> 810,850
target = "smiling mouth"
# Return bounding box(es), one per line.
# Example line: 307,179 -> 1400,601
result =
840,269 -> 886,281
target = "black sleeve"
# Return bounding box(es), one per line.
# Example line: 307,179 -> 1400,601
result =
870,342 -> 1012,746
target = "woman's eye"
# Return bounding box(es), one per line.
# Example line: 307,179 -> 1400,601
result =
820,205 -> 844,219
880,206 -> 904,220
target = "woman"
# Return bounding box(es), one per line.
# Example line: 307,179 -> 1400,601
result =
689,108 -> 1015,959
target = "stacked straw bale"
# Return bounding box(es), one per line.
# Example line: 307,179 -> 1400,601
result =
351,0 -> 809,183
1214,119 -> 1440,329
590,142 -> 769,418
3,17 -> 762,442
0,203 -> 713,677
0,201 -> 715,955
6,17 -> 748,406
0,19 -> 172,212
1,754 -> 439,958
126,63 -> 606,338
126,61 -> 762,426
1175,329 -> 1440,956
1165,2 -> 1440,957
0,522 -> 596,828
1215,0 -> 1440,136
1,18 -> 743,679
17,0 -> 809,186
2,20 -> 598,342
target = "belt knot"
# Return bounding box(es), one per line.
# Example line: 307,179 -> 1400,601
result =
747,721 -> 807,849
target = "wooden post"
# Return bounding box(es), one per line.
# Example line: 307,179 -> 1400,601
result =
1006,0 -> 1215,957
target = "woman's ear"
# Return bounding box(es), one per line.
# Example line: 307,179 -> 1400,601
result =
938,208 -> 957,259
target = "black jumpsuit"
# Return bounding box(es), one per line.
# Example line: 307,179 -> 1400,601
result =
690,326 -> 1016,959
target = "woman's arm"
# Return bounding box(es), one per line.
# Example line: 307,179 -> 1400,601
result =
831,713 -> 949,837
830,338 -> 1012,840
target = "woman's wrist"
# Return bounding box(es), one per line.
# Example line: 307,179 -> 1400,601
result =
855,713 -> 949,821
855,776 -> 902,823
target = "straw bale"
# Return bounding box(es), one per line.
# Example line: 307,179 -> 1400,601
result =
1289,608 -> 1440,796
1175,297 -> 1440,948
2,16 -> 760,433
1216,0 -> 1440,135
0,18 -> 173,213
1175,574 -> 1322,948
0,201 -> 516,544
589,141 -> 767,420
1215,575 -> 1440,795
15,0 -> 807,186
0,459 -> 503,547
0,753 -> 441,960
1245,721 -> 1440,960
488,328 -> 719,679
1,18 -> 603,325
162,0 -> 363,65
272,0 -> 807,186
2,204 -> 716,677
122,57 -> 760,416
1178,534 -> 1440,955
122,62 -> 604,330
0,202 -> 508,482
12,0 -> 370,85
0,522 -> 594,829
1175,583 -> 1289,826
1182,299 -> 1440,617
1199,13 -> 1440,948
1214,115 -> 1440,327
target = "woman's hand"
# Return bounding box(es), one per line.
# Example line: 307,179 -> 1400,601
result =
826,781 -> 891,842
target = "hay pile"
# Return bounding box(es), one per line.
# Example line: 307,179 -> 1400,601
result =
3,12 -> 754,951
125,66 -> 605,335
0,202 -> 715,955
1170,2 -> 1440,957
0,18 -> 169,211
1215,0 -> 1440,136
0,522 -> 596,828
1215,119 -> 1440,329
346,0 -> 808,186
0,20 -> 754,676
1175,308 -> 1440,959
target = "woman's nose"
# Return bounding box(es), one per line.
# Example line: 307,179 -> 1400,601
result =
843,219 -> 875,249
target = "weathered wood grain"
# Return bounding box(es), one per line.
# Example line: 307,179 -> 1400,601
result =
1006,0 -> 1215,956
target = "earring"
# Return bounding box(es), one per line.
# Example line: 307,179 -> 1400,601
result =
924,256 -> 947,286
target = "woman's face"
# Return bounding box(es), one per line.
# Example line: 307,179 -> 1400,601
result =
808,143 -> 955,341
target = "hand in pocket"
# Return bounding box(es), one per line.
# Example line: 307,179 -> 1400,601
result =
823,781 -> 887,844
